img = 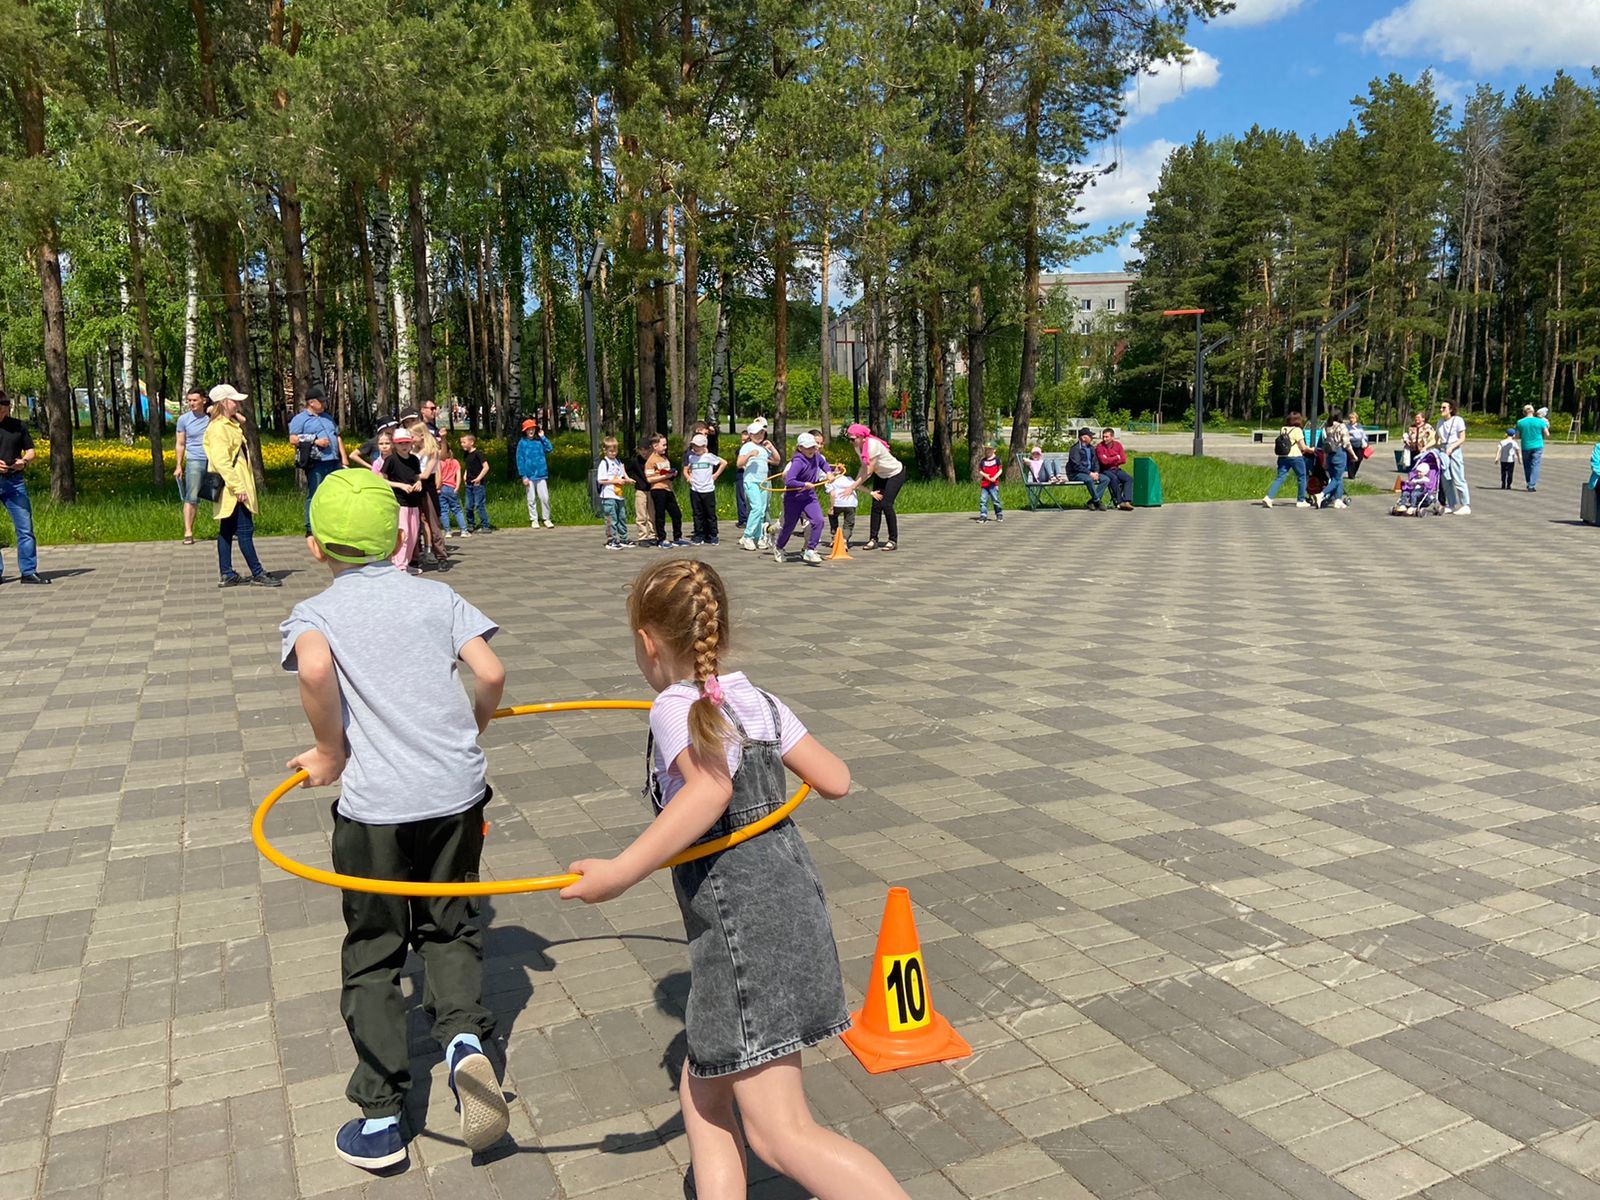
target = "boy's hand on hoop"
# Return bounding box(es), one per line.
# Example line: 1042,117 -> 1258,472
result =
560,857 -> 632,903
289,745 -> 346,788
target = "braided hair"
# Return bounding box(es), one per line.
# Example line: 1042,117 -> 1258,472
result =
628,558 -> 734,763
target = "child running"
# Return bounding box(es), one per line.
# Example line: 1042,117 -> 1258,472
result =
282,469 -> 510,1172
597,436 -> 635,550
976,444 -> 1004,522
736,422 -> 777,551
560,559 -> 910,1200
772,432 -> 830,565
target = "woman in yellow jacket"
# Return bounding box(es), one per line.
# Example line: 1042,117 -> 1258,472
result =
201,384 -> 280,587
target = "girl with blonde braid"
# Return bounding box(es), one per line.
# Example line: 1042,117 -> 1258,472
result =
561,560 -> 909,1200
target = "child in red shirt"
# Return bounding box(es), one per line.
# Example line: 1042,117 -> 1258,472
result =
977,445 -> 1004,522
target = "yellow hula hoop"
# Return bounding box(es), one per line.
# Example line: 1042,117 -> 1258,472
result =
250,699 -> 812,897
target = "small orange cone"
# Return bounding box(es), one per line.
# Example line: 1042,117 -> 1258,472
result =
841,887 -> 971,1073
828,527 -> 853,560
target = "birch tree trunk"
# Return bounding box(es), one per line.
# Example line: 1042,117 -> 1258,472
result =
182,248 -> 200,396
665,205 -> 681,434
119,280 -> 136,447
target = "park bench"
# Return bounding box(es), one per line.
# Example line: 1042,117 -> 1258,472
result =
1012,454 -> 1088,511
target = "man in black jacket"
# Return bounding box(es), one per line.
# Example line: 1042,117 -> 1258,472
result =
0,393 -> 47,584
1067,428 -> 1112,511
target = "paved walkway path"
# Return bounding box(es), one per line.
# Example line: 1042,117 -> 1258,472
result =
2,447 -> 1598,1199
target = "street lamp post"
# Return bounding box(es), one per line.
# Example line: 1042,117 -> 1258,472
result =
1163,309 -> 1207,456
580,242 -> 605,464
1309,300 -> 1362,433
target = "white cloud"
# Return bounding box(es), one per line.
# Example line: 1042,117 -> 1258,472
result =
1215,0 -> 1308,27
1074,140 -> 1178,225
1362,0 -> 1600,72
1120,48 -> 1221,126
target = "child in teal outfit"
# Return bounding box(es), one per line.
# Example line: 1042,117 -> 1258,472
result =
737,421 -> 779,550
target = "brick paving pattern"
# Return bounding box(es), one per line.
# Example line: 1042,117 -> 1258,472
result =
1,441 -> 1597,1198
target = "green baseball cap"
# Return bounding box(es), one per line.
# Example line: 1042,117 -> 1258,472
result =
308,469 -> 399,563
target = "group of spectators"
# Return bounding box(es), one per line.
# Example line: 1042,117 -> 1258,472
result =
172,389 -> 495,585
1260,400 -> 1554,516
1022,427 -> 1137,511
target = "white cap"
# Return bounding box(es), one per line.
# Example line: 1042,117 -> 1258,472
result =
208,383 -> 248,405
797,432 -> 817,449
750,416 -> 768,430
746,421 -> 766,436
691,433 -> 708,446
1537,407 -> 1549,416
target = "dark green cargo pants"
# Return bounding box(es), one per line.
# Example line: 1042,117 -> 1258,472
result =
331,790 -> 496,1117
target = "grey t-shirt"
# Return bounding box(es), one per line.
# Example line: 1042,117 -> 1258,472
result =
279,564 -> 497,823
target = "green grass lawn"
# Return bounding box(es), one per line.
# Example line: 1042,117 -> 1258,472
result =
9,435 -> 1372,547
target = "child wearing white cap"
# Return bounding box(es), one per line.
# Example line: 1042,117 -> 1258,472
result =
772,433 -> 831,565
682,432 -> 726,545
736,423 -> 780,550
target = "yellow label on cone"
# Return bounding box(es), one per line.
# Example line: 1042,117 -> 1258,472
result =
882,952 -> 932,1031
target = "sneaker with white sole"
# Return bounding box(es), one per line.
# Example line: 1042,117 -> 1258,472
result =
334,1118 -> 407,1171
739,536 -> 757,551
801,548 -> 823,564
1295,500 -> 1311,508
1332,499 -> 1348,509
1260,497 -> 1273,508
1455,504 -> 1471,515
542,520 -> 555,529
771,545 -> 787,563
448,1042 -> 510,1153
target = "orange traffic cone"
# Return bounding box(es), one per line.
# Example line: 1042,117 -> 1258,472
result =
841,887 -> 971,1074
828,527 -> 853,560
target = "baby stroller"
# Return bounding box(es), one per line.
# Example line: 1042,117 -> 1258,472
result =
1306,448 -> 1329,504
1391,449 -> 1443,516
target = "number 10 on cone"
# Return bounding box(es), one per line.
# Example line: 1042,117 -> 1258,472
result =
882,952 -> 930,1031
841,887 -> 971,1074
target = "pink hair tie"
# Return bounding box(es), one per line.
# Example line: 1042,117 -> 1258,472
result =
703,675 -> 725,705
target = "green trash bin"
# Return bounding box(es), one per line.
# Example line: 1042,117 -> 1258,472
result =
1132,456 -> 1163,507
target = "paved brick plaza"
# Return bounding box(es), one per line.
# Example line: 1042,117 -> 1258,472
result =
3,442 -> 1599,1199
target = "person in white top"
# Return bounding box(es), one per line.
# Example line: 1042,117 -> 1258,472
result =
845,422 -> 905,550
596,436 -> 635,549
1435,399 -> 1470,514
1497,427 -> 1520,490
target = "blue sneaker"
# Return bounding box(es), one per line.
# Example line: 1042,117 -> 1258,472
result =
334,1118 -> 406,1171
448,1041 -> 510,1152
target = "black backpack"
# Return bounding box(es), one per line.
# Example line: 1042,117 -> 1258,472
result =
1273,430 -> 1293,456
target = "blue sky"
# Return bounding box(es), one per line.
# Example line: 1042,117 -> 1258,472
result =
1069,0 -> 1600,273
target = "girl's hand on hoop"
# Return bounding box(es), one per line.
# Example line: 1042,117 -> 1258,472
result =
560,857 -> 633,903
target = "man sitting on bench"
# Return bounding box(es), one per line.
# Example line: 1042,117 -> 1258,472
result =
1067,428 -> 1112,510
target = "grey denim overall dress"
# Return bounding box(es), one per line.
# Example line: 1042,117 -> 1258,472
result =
647,689 -> 850,1078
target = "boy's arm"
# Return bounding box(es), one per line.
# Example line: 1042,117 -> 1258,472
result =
458,636 -> 506,734
710,459 -> 727,481
287,631 -> 347,787
472,459 -> 490,484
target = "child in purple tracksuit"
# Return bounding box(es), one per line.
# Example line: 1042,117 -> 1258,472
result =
771,432 -> 831,565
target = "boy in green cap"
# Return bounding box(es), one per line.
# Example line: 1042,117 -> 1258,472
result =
280,468 -> 511,1171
